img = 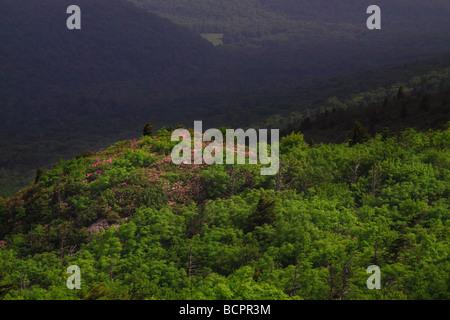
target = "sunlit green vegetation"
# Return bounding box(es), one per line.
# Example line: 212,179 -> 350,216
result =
1,125 -> 448,300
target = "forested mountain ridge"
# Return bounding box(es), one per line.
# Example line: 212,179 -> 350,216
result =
0,124 -> 448,299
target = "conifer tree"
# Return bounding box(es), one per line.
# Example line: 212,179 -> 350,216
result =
397,86 -> 405,100
420,93 -> 431,111
350,121 -> 370,146
300,117 -> 312,131
34,167 -> 43,184
383,96 -> 389,108
244,190 -> 276,233
142,123 -> 154,137
400,103 -> 408,119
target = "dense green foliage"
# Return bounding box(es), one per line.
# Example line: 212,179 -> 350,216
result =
0,126 -> 448,300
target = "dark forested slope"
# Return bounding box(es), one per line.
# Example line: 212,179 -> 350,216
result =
281,86 -> 450,144
0,0 -> 217,196
0,0 -> 215,95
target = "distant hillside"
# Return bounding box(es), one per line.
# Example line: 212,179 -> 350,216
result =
133,0 -> 450,48
0,0 -> 217,196
212,55 -> 450,131
263,0 -> 450,28
0,0 -> 215,95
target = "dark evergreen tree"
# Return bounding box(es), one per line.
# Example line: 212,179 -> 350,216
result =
383,96 -> 389,108
244,190 -> 276,233
397,86 -> 405,100
300,117 -> 312,132
350,121 -> 370,146
252,265 -> 261,282
34,167 -> 44,184
400,102 -> 408,119
142,123 -> 154,137
420,93 -> 431,111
